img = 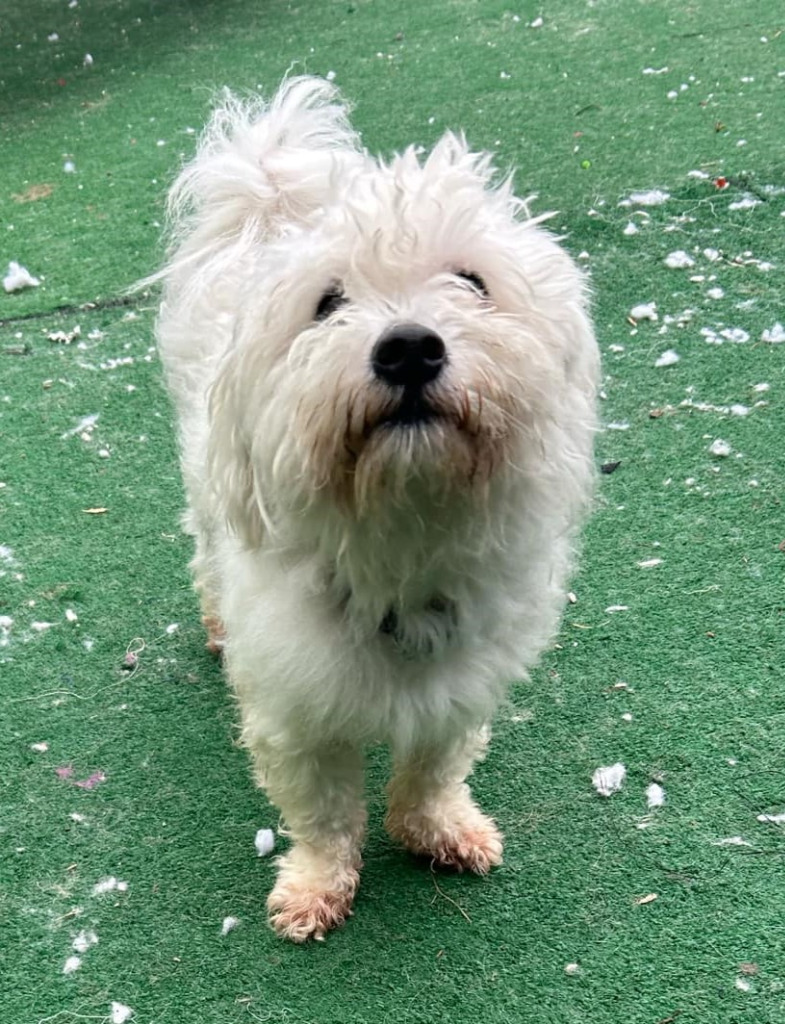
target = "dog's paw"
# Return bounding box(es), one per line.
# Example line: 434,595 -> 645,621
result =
268,883 -> 355,942
387,805 -> 503,875
201,613 -> 226,655
267,850 -> 360,942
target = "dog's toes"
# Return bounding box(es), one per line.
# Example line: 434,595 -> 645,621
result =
429,818 -> 504,875
388,808 -> 503,875
267,884 -> 355,943
201,613 -> 226,655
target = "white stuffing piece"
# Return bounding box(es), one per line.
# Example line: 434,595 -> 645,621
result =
761,323 -> 785,343
655,349 -> 680,367
628,189 -> 670,206
592,762 -> 626,797
664,250 -> 694,269
757,812 -> 785,824
728,196 -> 760,211
254,828 -> 276,857
111,1003 -> 134,1024
221,916 -> 240,936
630,302 -> 658,321
709,439 -> 732,457
61,413 -> 99,440
3,261 -> 40,292
93,876 -> 128,895
713,836 -> 752,847
646,783 -> 666,808
63,956 -> 82,974
72,929 -> 98,953
721,327 -> 749,344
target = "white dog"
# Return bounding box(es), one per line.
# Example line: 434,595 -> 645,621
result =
155,76 -> 599,941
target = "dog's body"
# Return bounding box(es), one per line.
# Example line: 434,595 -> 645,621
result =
156,77 -> 599,941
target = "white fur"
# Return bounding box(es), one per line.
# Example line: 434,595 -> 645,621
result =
155,76 -> 599,941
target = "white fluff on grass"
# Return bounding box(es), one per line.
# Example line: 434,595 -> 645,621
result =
254,828 -> 276,857
655,349 -> 680,367
592,763 -> 626,797
3,261 -> 40,292
709,439 -> 732,457
664,250 -> 694,269
93,876 -> 128,895
761,323 -> 785,343
72,929 -> 98,953
628,189 -> 670,206
646,783 -> 666,808
630,302 -> 658,321
221,916 -> 240,936
111,1003 -> 134,1024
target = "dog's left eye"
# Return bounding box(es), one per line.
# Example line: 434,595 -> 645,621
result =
456,271 -> 489,297
314,286 -> 348,321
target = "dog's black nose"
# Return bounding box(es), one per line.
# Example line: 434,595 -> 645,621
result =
371,324 -> 446,388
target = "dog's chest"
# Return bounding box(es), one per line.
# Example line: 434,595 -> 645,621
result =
378,595 -> 460,660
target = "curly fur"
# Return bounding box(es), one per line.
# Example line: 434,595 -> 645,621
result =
155,76 -> 599,941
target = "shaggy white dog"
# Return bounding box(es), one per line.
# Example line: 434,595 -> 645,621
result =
155,76 -> 599,941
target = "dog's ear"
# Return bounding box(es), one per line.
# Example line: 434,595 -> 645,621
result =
165,76 -> 362,262
206,350 -> 267,550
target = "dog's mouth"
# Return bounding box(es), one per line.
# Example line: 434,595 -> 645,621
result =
376,389 -> 439,430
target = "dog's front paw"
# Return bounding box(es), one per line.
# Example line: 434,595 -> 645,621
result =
201,613 -> 226,655
387,803 -> 503,875
267,848 -> 360,942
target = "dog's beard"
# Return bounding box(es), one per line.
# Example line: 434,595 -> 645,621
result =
296,375 -> 517,515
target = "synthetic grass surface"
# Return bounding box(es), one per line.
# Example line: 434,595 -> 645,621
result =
2,2 -> 784,1023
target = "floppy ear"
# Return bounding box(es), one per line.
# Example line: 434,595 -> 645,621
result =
207,350 -> 267,550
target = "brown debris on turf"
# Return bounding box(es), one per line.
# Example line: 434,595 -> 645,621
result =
12,183 -> 54,203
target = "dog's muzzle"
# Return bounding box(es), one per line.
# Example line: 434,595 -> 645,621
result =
371,323 -> 446,427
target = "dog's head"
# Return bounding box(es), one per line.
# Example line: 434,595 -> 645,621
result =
197,93 -> 597,548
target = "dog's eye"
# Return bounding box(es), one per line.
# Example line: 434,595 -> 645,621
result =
456,271 -> 489,297
314,286 -> 348,321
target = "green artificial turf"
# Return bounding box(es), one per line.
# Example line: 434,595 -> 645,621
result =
2,2 -> 784,1022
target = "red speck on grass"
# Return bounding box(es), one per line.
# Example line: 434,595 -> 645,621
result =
73,771 -> 107,790
715,177 -> 729,189
55,766 -> 107,789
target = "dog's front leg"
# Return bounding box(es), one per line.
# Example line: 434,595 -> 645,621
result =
385,727 -> 503,874
261,744 -> 366,942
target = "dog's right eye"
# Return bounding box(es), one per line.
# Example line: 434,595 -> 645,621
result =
456,271 -> 489,296
314,286 -> 348,321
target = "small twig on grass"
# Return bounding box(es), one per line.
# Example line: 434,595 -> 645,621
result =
37,1009 -> 108,1024
0,293 -> 143,328
429,863 -> 472,923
